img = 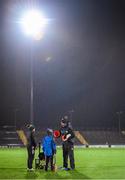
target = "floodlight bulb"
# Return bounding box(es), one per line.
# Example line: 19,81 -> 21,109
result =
20,10 -> 48,38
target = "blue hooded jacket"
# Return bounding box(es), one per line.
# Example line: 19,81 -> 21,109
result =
42,135 -> 56,156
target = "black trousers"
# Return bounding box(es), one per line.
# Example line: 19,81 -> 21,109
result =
27,146 -> 35,169
45,155 -> 53,171
62,143 -> 75,169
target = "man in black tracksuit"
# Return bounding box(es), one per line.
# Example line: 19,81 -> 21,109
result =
27,125 -> 37,170
60,119 -> 75,170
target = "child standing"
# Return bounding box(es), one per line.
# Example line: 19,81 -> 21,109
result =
42,128 -> 56,171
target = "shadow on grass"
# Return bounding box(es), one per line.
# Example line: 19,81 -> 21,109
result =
25,171 -> 38,179
0,168 -> 38,179
0,168 -> 90,179
68,169 -> 90,179
43,169 -> 90,179
0,164 -> 125,170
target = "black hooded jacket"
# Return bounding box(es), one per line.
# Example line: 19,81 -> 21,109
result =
60,126 -> 75,145
27,131 -> 37,148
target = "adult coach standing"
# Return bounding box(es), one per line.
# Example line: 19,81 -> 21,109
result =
60,118 -> 75,170
27,124 -> 37,171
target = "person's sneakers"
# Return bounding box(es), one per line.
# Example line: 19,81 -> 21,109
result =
59,167 -> 70,171
27,168 -> 34,171
64,167 -> 70,171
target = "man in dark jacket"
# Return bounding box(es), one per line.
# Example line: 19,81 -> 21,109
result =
60,118 -> 75,170
27,124 -> 37,171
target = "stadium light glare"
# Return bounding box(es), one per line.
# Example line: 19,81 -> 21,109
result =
20,9 -> 48,39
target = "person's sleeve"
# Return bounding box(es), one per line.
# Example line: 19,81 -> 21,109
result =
26,132 -> 30,146
42,138 -> 45,153
68,128 -> 75,140
41,140 -> 43,152
32,133 -> 37,148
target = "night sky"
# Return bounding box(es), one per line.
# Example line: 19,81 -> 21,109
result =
1,0 -> 125,129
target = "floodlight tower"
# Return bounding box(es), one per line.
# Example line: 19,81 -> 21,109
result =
20,9 -> 48,124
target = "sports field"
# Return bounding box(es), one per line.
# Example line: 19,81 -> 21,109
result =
0,147 -> 125,179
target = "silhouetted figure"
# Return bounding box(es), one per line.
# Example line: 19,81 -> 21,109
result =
27,124 -> 36,171
60,119 -> 75,170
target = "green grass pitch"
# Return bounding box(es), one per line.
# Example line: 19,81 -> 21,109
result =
0,147 -> 125,179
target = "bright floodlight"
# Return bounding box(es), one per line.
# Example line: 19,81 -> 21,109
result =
20,9 -> 48,39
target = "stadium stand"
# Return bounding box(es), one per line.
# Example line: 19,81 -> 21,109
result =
0,126 -> 125,146
0,126 -> 23,147
81,130 -> 125,145
24,130 -> 125,146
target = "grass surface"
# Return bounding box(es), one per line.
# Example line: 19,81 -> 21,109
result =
0,147 -> 125,179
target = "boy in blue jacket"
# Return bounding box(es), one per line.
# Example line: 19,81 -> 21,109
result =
42,128 -> 56,171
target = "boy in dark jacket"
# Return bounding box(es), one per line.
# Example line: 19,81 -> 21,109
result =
42,128 -> 56,171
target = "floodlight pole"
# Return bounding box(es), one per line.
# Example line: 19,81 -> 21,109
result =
30,41 -> 34,124
20,10 -> 48,125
